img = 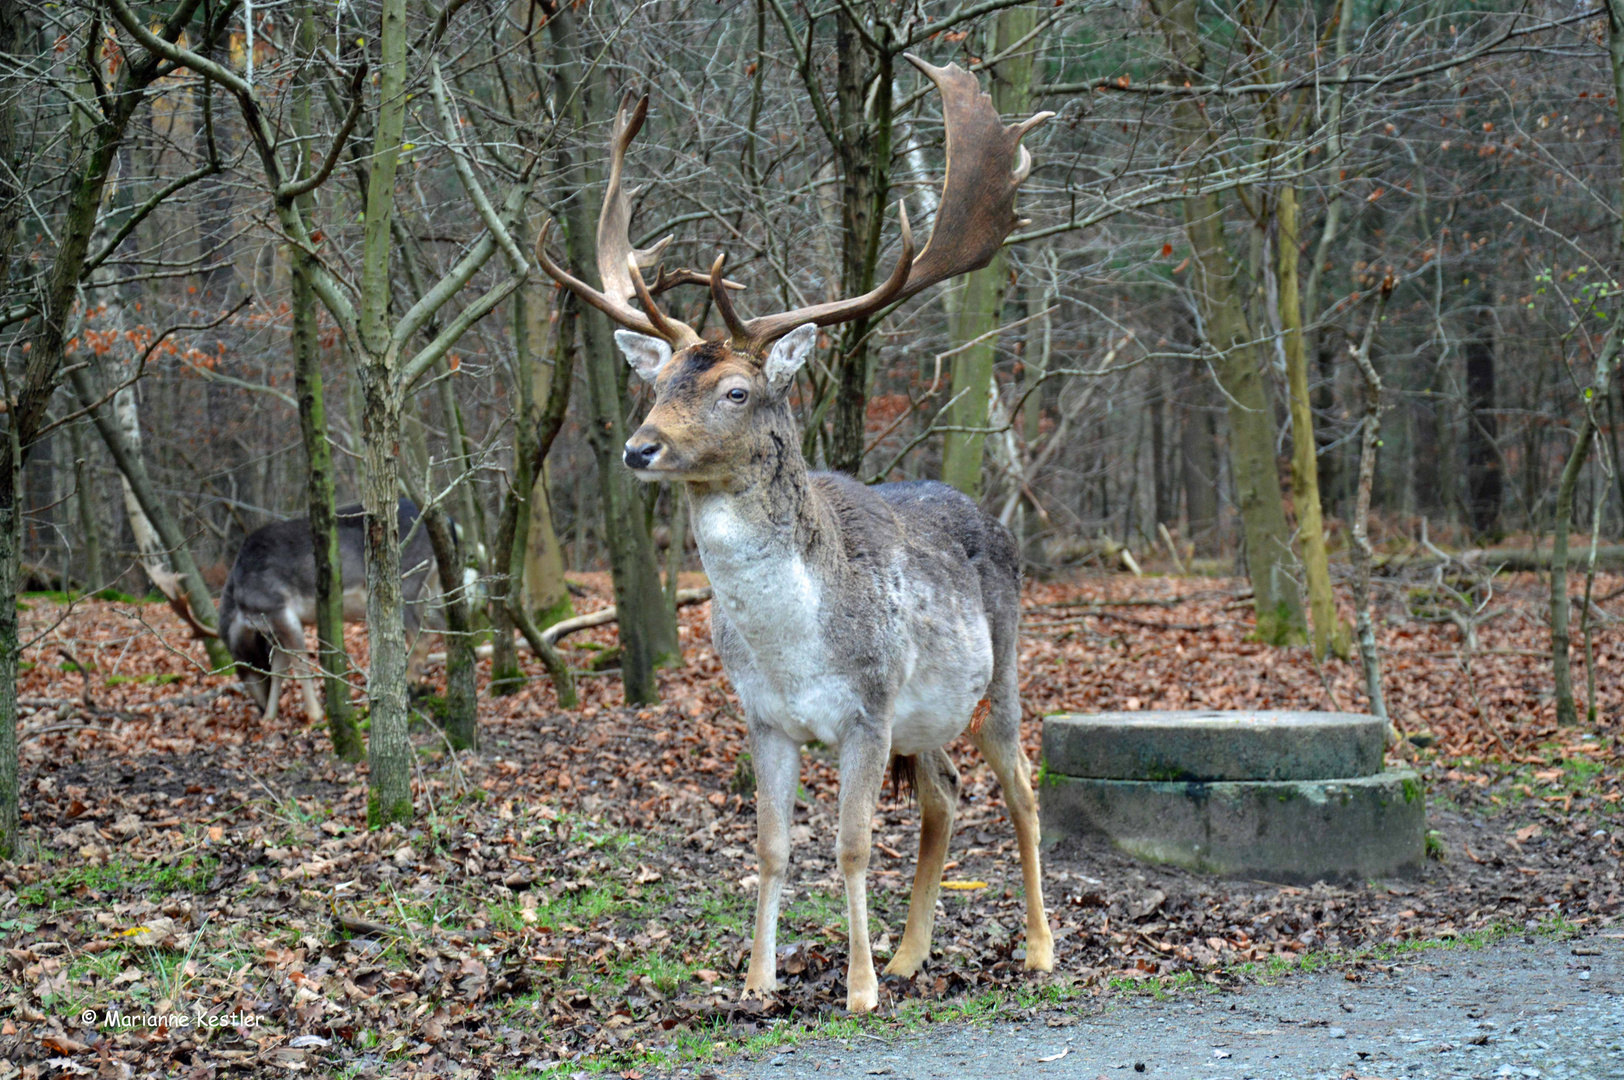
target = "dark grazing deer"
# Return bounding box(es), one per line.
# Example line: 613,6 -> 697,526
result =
536,57 -> 1053,1013
203,499 -> 438,723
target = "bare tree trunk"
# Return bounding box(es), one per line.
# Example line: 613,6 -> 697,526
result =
420,505 -> 478,749
488,289 -> 537,696
1349,282 -> 1394,719
1179,361 -> 1220,550
69,418 -> 103,590
522,288 -> 571,626
358,378 -> 411,824
292,0 -> 360,760
826,12 -> 892,476
1149,363 -> 1170,528
1278,185 -> 1345,660
1580,465 -> 1607,725
1465,328 -> 1502,538
940,266 -> 1004,495
356,0 -> 413,826
545,3 -> 676,702
0,393 -> 19,862
293,267 -> 361,758
1551,420 -> 1595,727
1152,0 -> 1304,643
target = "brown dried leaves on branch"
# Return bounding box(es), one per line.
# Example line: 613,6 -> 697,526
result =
0,573 -> 1619,1078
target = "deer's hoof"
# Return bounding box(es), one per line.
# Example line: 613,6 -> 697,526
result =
881,950 -> 926,979
846,985 -> 879,1014
1024,935 -> 1055,973
741,975 -> 777,999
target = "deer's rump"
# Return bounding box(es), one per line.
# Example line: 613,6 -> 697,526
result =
867,480 -> 1020,754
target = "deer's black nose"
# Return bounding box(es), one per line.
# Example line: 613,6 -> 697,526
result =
624,440 -> 662,470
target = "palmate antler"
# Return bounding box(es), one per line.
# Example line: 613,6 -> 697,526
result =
533,94 -> 703,347
536,56 -> 1053,356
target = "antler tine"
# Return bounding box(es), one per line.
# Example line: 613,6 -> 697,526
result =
652,265 -> 744,296
730,57 -> 1049,353
710,253 -> 751,344
628,253 -> 685,344
534,219 -> 663,338
532,93 -> 700,347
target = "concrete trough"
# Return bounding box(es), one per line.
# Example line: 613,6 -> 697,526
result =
1040,711 -> 1425,883
1043,709 -> 1387,782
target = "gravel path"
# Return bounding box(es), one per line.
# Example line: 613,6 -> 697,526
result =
717,935 -> 1620,1080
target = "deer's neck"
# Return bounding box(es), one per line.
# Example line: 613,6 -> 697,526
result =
685,415 -> 828,574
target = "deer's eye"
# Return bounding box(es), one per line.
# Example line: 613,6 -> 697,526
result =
725,387 -> 748,404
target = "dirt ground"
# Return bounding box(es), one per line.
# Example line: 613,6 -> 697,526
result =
0,574 -> 1620,1078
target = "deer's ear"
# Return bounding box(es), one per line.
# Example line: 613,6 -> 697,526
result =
615,331 -> 673,382
762,323 -> 817,396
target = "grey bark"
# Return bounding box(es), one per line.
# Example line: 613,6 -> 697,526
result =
545,2 -> 677,703
292,0 -> 361,760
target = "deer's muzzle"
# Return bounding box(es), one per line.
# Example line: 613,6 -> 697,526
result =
624,434 -> 663,472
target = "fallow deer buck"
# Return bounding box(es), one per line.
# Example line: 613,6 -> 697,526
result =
536,57 -> 1053,1013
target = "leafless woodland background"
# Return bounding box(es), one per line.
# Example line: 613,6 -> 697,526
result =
3,0 -> 1617,608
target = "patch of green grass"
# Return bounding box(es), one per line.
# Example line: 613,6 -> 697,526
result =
1530,914 -> 1584,941
621,952 -> 700,997
103,672 -> 183,687
525,977 -> 1106,1077
785,889 -> 848,930
21,588 -> 145,606
1347,922 -> 1514,964
18,854 -> 219,911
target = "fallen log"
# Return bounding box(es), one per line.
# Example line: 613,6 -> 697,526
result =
1379,545 -> 1624,573
427,586 -> 714,664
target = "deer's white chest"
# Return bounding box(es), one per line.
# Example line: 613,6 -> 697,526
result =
694,501 -> 857,746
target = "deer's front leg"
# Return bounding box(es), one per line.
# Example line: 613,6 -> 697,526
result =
743,726 -> 799,999
836,729 -> 888,1014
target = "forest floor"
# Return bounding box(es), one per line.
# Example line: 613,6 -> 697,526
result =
0,571 -> 1620,1080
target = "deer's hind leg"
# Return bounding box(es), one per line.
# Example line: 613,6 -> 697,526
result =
884,747 -> 958,979
972,658 -> 1054,972
269,608 -> 320,724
